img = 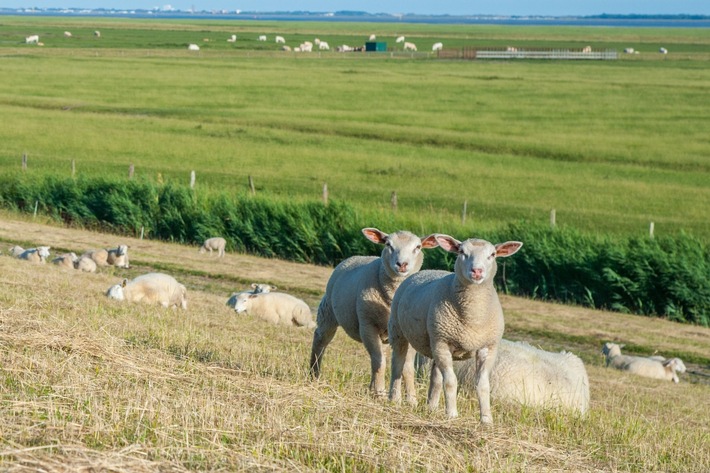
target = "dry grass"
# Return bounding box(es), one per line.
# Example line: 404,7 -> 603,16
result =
1,213 -> 709,472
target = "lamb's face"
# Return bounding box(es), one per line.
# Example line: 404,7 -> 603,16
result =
456,239 -> 498,285
234,293 -> 252,313
37,246 -> 51,260
602,342 -> 621,357
116,245 -> 128,256
381,231 -> 427,277
106,284 -> 125,301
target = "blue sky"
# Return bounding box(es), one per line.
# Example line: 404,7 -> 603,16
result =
11,1 -> 710,16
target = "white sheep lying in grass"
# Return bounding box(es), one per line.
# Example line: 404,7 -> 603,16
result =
199,237 -> 226,257
106,273 -> 187,310
9,245 -> 25,257
226,283 -> 277,308
602,342 -> 686,383
83,244 -> 129,268
389,235 -> 522,423
451,339 -> 589,414
309,228 -> 438,397
74,256 -> 97,273
234,291 -> 314,328
19,246 -> 51,263
52,252 -> 78,269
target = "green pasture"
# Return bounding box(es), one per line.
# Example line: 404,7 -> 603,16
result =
0,16 -> 708,238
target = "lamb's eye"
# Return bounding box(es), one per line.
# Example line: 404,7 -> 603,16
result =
490,252 -> 496,259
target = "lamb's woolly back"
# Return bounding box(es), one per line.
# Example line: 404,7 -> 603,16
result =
602,342 -> 685,383
235,291 -> 314,328
106,272 -> 187,310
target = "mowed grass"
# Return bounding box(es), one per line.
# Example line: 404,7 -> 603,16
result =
1,214 -> 709,472
0,17 -> 709,239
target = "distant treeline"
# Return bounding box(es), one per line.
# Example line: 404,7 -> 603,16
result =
1,174 -> 708,326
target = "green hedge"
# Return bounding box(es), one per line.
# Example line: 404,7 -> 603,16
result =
1,174 -> 707,326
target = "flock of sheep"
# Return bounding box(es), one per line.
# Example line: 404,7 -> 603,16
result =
5,228 -> 688,424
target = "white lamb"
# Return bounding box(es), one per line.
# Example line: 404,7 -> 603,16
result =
369,34 -> 377,41
188,44 -> 200,51
432,42 -> 443,51
64,31 -> 72,37
19,246 -> 51,264
234,291 -> 314,328
51,252 -> 78,269
226,283 -> 277,308
8,245 -> 25,257
309,228 -> 438,397
258,35 -> 267,41
403,42 -> 417,52
199,237 -> 226,257
83,244 -> 129,268
602,342 -> 686,383
319,41 -> 330,51
396,36 -> 405,43
452,339 -> 590,414
275,36 -> 285,44
106,272 -> 187,310
389,235 -> 522,423
25,35 -> 39,44
74,256 -> 97,273
227,34 -> 237,42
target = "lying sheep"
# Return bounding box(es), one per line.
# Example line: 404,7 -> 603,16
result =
8,246 -> 25,257
309,228 -> 438,397
225,283 -> 277,308
83,244 -> 129,268
234,291 -> 314,328
199,237 -> 226,257
106,272 -> 187,310
52,252 -> 78,269
19,246 -> 51,263
602,342 -> 686,383
451,339 -> 589,414
389,235 -> 522,423
74,256 -> 97,273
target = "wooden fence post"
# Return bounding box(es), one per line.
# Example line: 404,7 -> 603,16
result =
22,153 -> 27,171
140,226 -> 145,240
71,159 -> 76,178
550,209 -> 556,228
649,222 -> 655,239
33,200 -> 38,219
128,163 -> 134,179
248,176 -> 255,195
322,183 -> 328,205
190,170 -> 196,189
391,191 -> 398,212
462,200 -> 468,225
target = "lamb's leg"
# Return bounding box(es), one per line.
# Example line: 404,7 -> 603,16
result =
474,346 -> 496,424
438,352 -> 459,418
401,343 -> 418,406
309,298 -> 338,379
389,325 -> 411,404
427,361 -> 443,412
361,322 -> 386,397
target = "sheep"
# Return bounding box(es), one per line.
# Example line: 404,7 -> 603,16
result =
227,34 -> 237,42
388,235 -> 523,423
64,31 -> 72,37
106,272 -> 187,310
74,256 -> 97,273
660,47 -> 668,54
432,42 -> 443,52
199,237 -> 226,257
309,228 -> 439,397
582,45 -> 592,53
624,47 -> 635,54
226,283 -> 277,308
403,42 -> 417,52
188,44 -> 200,51
8,245 -> 25,257
258,35 -> 267,41
319,41 -> 330,51
52,252 -> 78,269
602,342 -> 686,383
18,246 -> 51,264
94,30 -> 101,38
25,35 -> 39,44
281,45 -> 292,52
234,291 -> 314,328
451,340 -> 589,414
369,34 -> 377,41
83,244 -> 129,268
275,36 -> 285,44
396,36 -> 405,43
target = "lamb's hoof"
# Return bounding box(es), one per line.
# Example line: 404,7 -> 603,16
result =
480,415 -> 493,426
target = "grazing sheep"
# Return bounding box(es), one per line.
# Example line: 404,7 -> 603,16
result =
74,256 -> 97,273
199,237 -> 226,257
25,35 -> 39,44
432,42 -> 443,51
582,45 -> 592,53
106,272 -> 187,310
52,252 -> 78,269
94,30 -> 101,38
319,41 -> 330,51
258,35 -> 267,41
403,42 -> 417,52
8,245 -> 25,257
234,291 -> 314,328
602,342 -> 686,383
660,47 -> 668,54
19,246 -> 51,264
309,228 -> 438,397
624,47 -> 635,54
188,44 -> 200,51
389,235 -> 522,423
227,34 -> 237,42
396,36 -> 405,43
226,283 -> 277,308
84,244 -> 129,268
281,45 -> 292,52
64,31 -> 72,37
275,36 -> 285,44
452,340 -> 589,414
369,34 -> 377,41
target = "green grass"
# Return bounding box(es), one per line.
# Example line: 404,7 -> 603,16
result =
0,17 -> 708,241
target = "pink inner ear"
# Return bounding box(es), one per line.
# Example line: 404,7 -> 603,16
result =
421,234 -> 439,249
362,228 -> 388,244
435,235 -> 460,253
496,241 -> 523,257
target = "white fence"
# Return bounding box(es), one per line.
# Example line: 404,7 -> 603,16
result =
475,48 -> 618,60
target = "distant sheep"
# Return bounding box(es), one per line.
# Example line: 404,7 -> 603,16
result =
19,246 -> 51,264
602,342 -> 686,383
281,45 -> 292,51
660,47 -> 668,54
234,291 -> 314,328
64,31 -> 72,37
396,36 -> 405,43
199,237 -> 226,257
94,31 -> 101,38
432,42 -> 443,51
106,272 -> 187,310
52,252 -> 78,269
227,34 -> 237,42
624,47 -> 635,54
226,283 -> 277,309
74,256 -> 97,273
582,45 -> 592,53
309,228 -> 438,397
25,35 -> 39,44
258,35 -> 267,41
83,244 -> 129,268
319,41 -> 330,51
403,42 -> 417,52
369,34 -> 376,41
275,36 -> 285,44
188,44 -> 200,51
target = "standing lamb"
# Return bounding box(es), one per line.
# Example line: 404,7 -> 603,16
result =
199,237 -> 226,257
19,246 -> 51,264
309,228 -> 438,397
602,342 -> 686,383
52,252 -> 78,269
83,244 -> 129,268
234,291 -> 314,328
388,235 -> 522,423
403,42 -> 417,52
106,273 -> 187,310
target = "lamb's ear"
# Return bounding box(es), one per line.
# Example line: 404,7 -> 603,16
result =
495,241 -> 523,257
435,234 -> 461,253
121,278 -> 128,288
270,285 -> 278,291
250,283 -> 258,289
420,234 -> 439,249
362,228 -> 388,244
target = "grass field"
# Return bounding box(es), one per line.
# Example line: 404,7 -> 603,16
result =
0,17 -> 709,239
0,213 -> 709,472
